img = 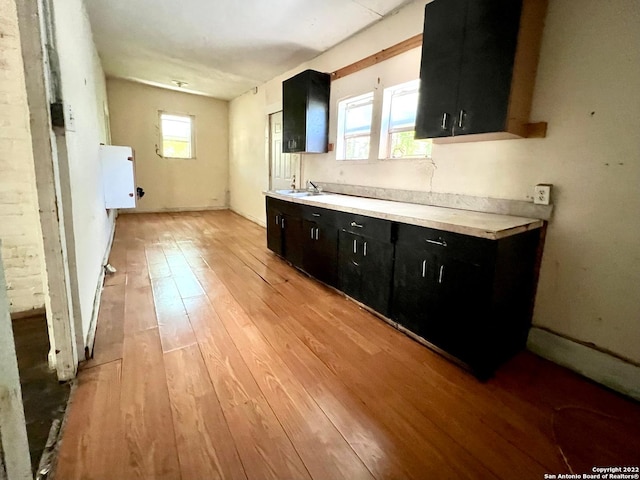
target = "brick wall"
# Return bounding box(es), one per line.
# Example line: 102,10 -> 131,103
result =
0,0 -> 48,314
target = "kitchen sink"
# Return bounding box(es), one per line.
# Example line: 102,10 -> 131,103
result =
274,189 -> 324,197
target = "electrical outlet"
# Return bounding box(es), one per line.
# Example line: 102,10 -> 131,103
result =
534,184 -> 552,205
65,104 -> 76,132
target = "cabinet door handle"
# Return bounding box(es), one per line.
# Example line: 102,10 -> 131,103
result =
353,239 -> 357,253
315,228 -> 319,240
312,213 -> 320,217
458,110 -> 465,129
422,260 -> 427,278
441,112 -> 448,130
310,227 -> 314,239
281,218 -> 285,228
352,260 -> 359,267
363,241 -> 367,257
275,215 -> 279,225
438,265 -> 445,284
425,238 -> 447,247
350,221 -> 363,228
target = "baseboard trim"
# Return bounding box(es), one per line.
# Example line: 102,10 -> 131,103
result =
84,211 -> 117,359
527,327 -> 640,401
120,206 -> 228,214
230,208 -> 266,228
9,307 -> 46,321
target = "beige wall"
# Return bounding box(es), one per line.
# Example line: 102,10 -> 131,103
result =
53,0 -> 115,344
0,0 -> 48,314
229,88 -> 269,225
107,78 -> 229,212
229,0 -> 640,366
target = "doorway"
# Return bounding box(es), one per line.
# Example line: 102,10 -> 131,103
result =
269,111 -> 301,191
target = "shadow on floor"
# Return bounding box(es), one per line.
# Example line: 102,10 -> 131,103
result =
12,314 -> 70,474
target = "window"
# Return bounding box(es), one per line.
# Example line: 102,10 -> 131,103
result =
160,112 -> 194,158
336,92 -> 374,160
379,80 -> 432,159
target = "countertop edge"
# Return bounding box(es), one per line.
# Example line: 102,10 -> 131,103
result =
264,191 -> 544,240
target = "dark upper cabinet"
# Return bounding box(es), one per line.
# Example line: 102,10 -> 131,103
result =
414,0 -> 467,139
415,0 -> 547,142
282,70 -> 330,153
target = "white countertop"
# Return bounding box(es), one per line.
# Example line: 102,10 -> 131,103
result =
265,191 -> 544,240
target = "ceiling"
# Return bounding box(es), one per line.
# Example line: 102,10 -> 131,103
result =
85,0 -> 415,100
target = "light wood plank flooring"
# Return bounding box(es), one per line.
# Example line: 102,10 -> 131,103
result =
54,211 -> 640,479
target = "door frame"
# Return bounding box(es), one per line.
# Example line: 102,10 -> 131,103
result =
16,0 -> 78,380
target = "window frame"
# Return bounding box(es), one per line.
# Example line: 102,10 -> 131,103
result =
159,111 -> 196,159
336,92 -> 375,161
378,80 -> 431,160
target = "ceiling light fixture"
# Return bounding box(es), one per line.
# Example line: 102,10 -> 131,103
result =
172,80 -> 189,88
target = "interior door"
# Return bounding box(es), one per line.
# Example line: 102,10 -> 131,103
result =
270,111 -> 301,191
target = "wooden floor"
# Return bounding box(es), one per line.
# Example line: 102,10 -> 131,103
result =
54,211 -> 640,480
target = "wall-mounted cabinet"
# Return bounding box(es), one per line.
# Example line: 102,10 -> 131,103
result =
100,145 -> 136,209
282,69 -> 330,153
415,0 -> 548,143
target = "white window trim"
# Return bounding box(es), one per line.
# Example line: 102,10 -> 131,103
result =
159,111 -> 196,159
378,79 -> 431,160
336,92 -> 374,161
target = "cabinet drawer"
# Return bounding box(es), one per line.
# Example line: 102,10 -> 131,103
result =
266,196 -> 300,216
396,223 -> 495,264
301,205 -> 336,225
335,212 -> 393,242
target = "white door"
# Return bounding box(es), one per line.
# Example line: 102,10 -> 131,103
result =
0,243 -> 32,480
270,111 -> 301,191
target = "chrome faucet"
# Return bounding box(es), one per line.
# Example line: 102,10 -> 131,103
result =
308,180 -> 320,193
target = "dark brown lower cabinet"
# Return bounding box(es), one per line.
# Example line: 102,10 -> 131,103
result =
391,224 -> 541,377
266,197 -> 303,268
337,230 -> 394,317
266,196 -> 543,378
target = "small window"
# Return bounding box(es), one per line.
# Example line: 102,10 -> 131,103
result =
379,80 -> 432,159
337,92 -> 374,160
160,112 -> 194,159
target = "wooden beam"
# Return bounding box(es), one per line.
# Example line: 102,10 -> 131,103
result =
331,34 -> 423,81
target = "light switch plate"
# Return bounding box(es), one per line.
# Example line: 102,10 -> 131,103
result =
534,184 -> 552,205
